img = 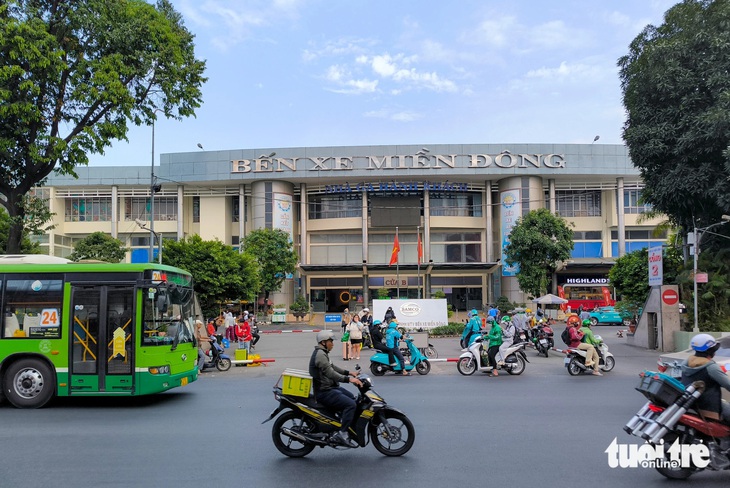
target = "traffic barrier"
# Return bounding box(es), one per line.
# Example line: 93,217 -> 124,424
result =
261,329 -> 322,334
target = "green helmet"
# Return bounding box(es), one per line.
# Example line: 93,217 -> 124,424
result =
500,316 -> 511,323
582,319 -> 591,326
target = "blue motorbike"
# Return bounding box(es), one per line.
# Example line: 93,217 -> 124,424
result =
370,335 -> 431,376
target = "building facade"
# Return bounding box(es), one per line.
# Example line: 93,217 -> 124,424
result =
40,143 -> 665,313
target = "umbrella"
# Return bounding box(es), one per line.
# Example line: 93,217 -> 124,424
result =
532,293 -> 568,305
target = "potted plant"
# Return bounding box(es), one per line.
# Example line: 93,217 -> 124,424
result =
290,295 -> 311,321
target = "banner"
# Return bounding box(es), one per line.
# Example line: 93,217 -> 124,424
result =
500,188 -> 521,276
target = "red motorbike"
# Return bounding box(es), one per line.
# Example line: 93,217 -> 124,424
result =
624,371 -> 730,479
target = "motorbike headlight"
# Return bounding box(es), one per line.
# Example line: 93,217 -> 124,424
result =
149,365 -> 170,375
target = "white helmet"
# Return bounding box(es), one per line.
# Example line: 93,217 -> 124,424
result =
690,333 -> 718,352
316,330 -> 335,343
362,308 -> 369,313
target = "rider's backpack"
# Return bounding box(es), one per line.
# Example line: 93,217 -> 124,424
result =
560,327 -> 571,346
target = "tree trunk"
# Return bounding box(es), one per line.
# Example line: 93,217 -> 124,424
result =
4,191 -> 25,254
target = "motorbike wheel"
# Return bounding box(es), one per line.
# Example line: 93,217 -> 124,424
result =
271,410 -> 317,458
216,357 -> 232,372
506,355 -> 526,375
415,360 -> 430,375
369,410 -> 415,456
424,346 -> 438,359
567,358 -> 583,376
456,357 -> 477,376
601,356 -> 615,372
370,362 -> 387,376
655,433 -> 694,480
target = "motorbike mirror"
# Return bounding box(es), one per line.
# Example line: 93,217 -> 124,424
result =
355,364 -> 361,371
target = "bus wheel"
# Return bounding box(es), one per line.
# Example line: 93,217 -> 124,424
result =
4,359 -> 55,409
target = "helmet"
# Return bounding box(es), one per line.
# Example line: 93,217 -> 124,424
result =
582,319 -> 591,326
690,333 -> 718,352
372,320 -> 382,326
362,308 -> 369,313
525,308 -> 532,314
566,315 -> 581,327
501,316 -> 511,323
470,309 -> 478,317
316,330 -> 335,343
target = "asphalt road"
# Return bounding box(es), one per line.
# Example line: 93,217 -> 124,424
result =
1,326 -> 728,488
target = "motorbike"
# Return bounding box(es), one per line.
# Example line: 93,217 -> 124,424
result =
624,372 -> 730,479
263,370 -> 415,458
563,335 -> 614,375
532,322 -> 554,357
202,336 -> 232,372
456,336 -> 529,376
370,335 -> 431,376
361,328 -> 373,349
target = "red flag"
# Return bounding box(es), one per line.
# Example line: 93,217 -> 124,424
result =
417,232 -> 423,264
389,234 -> 400,266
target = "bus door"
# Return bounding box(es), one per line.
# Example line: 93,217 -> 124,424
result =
69,285 -> 135,394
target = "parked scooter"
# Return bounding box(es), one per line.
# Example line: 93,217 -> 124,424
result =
370,335 -> 431,376
624,372 -> 730,479
563,335 -> 615,375
202,336 -> 232,372
456,336 -> 529,376
532,321 -> 554,357
264,369 -> 415,458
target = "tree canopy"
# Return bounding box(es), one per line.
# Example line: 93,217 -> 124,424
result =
619,0 -> 730,231
162,235 -> 260,319
242,228 -> 298,310
68,231 -> 127,262
503,208 -> 574,298
0,206 -> 39,253
0,0 -> 206,253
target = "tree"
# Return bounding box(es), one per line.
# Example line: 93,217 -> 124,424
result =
0,207 -> 40,253
242,229 -> 298,313
618,0 -> 730,232
162,235 -> 260,319
68,232 -> 127,262
609,246 -> 684,320
503,208 -> 574,298
0,0 -> 206,253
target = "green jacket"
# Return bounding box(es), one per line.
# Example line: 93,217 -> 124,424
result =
579,326 -> 601,346
485,322 -> 503,347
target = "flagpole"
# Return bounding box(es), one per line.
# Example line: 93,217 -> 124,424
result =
417,225 -> 421,299
395,227 -> 400,299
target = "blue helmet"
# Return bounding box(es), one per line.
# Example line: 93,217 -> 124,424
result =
690,333 -> 718,352
470,309 -> 478,317
373,320 -> 382,326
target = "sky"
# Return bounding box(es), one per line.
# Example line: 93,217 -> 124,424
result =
87,0 -> 678,166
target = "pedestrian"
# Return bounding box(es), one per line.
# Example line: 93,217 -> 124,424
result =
341,308 -> 352,360
383,306 -> 396,324
347,314 -> 363,360
235,316 -> 253,353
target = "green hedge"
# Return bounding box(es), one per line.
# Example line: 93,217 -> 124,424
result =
428,322 -> 465,337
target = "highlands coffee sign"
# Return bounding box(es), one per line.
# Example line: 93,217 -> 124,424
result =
231,152 -> 566,174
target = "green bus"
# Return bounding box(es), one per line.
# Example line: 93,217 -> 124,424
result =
0,255 -> 200,408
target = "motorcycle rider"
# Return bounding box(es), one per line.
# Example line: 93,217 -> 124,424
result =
461,309 -> 482,348
369,319 -> 396,366
386,320 -> 409,376
567,319 -> 602,376
681,333 -> 730,423
309,330 -> 363,448
485,316 -> 503,376
498,315 -> 515,366
578,319 -> 601,375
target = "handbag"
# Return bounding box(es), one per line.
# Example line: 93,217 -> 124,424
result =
341,331 -> 350,342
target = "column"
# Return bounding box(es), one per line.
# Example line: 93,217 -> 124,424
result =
617,177 -> 626,257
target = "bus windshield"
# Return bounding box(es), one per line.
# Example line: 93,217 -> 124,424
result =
142,283 -> 196,347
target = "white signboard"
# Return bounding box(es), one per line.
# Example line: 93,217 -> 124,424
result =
648,246 -> 663,287
372,299 -> 448,330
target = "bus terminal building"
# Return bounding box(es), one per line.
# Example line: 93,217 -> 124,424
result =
40,143 -> 666,313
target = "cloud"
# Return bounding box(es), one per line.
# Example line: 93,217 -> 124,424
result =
364,109 -> 421,122
324,66 -> 378,94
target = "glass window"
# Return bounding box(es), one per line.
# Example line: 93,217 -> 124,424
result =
430,192 -> 482,217
309,194 -> 362,219
65,197 -> 112,222
125,197 -> 177,221
193,197 -> 200,223
309,233 -> 363,265
429,232 -> 482,263
624,189 -> 652,214
3,277 -> 63,339
555,190 -> 602,217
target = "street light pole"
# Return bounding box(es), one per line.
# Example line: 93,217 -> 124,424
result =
692,215 -> 730,332
150,118 -> 156,263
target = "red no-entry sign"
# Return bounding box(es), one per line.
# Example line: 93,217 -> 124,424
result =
662,289 -> 679,306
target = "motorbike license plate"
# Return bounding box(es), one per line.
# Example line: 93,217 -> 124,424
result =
563,357 -> 570,365
539,339 -> 548,346
670,367 -> 681,379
